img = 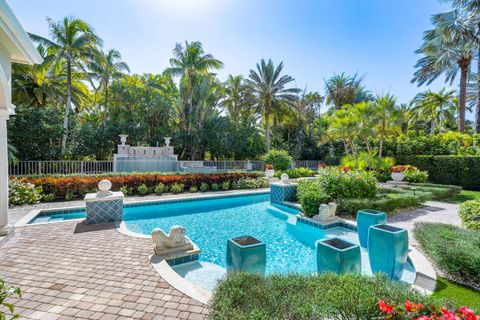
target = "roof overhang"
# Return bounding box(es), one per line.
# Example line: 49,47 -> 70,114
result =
0,0 -> 42,65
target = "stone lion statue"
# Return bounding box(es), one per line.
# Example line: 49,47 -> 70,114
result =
314,202 -> 337,221
152,225 -> 193,256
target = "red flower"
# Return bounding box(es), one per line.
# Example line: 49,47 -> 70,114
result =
265,164 -> 274,170
343,166 -> 349,172
442,307 -> 460,320
405,300 -> 415,312
458,307 -> 478,320
378,299 -> 393,314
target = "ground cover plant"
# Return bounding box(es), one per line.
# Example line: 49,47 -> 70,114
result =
458,200 -> 480,230
414,223 -> 480,291
208,273 -> 442,320
433,277 -> 480,311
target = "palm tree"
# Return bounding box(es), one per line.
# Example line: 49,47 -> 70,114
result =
248,59 -> 300,152
412,9 -> 475,132
223,75 -> 256,124
324,73 -> 372,110
89,48 -> 130,127
411,88 -> 458,133
166,41 -> 223,136
30,16 -> 102,153
373,94 -> 401,159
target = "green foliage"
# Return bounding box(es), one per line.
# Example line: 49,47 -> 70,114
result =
375,170 -> 391,183
8,179 -> 42,206
137,184 -> 150,195
119,186 -> 132,195
433,277 -> 480,311
414,223 -> 480,290
458,200 -> 480,230
209,273 -> 439,320
221,181 -> 230,191
189,186 -> 198,193
275,168 -> 314,179
0,278 -> 21,320
65,192 -> 74,201
341,152 -> 395,171
263,149 -> 293,171
211,183 -> 220,191
43,193 -> 56,202
395,155 -> 480,189
200,182 -> 209,192
318,168 -> 377,199
154,183 -> 166,194
237,178 -> 264,189
170,183 -> 184,194
404,170 -> 429,183
296,180 -> 330,217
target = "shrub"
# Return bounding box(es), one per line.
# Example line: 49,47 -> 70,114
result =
0,278 -> 21,320
414,223 -> 480,290
275,168 -> 314,179
209,273 -> 440,320
119,186 -> 132,195
238,178 -> 262,189
8,179 -> 43,206
211,183 -> 219,191
221,181 -> 230,191
200,182 -> 209,192
65,192 -> 74,201
404,170 -> 428,183
137,184 -> 150,195
170,183 -> 184,194
297,180 -> 330,217
259,177 -> 269,188
458,200 -> 480,230
230,180 -> 238,189
43,193 -> 56,202
375,170 -> 391,182
318,168 -> 377,199
264,149 -> 293,171
189,186 -> 198,193
154,183 -> 166,194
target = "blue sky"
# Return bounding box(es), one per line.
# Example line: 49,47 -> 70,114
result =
9,0 -> 456,106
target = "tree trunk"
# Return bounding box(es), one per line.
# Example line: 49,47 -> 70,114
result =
379,119 -> 385,159
61,59 -> 72,154
458,60 -> 469,133
265,106 -> 271,153
103,83 -> 109,128
430,118 -> 436,134
476,44 -> 480,133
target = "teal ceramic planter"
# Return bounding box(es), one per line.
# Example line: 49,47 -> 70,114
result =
226,236 -> 266,275
316,237 -> 361,274
357,209 -> 387,248
368,224 -> 408,280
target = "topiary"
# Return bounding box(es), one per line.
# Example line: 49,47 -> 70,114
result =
264,149 -> 293,171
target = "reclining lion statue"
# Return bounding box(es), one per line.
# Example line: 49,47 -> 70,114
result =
313,202 -> 337,222
152,225 -> 193,256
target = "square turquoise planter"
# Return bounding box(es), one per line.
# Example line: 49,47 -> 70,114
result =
316,237 -> 361,274
357,209 -> 387,248
368,224 -> 409,280
226,236 -> 266,276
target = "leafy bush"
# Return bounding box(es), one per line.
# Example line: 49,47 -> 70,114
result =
189,186 -> 198,193
264,149 -> 293,171
238,178 -> 265,189
65,192 -> 74,201
275,168 -> 314,179
137,184 -> 150,195
375,170 -> 391,182
414,223 -> 480,290
8,179 -> 43,206
395,155 -> 480,190
119,186 -> 132,195
458,200 -> 480,230
318,168 -> 377,199
404,170 -> 428,183
230,180 -> 238,189
43,193 -> 56,202
154,183 -> 166,194
0,278 -> 21,320
221,181 -> 230,190
211,183 -> 219,191
200,182 -> 209,192
170,183 -> 184,193
297,180 -> 330,217
209,273 -> 439,320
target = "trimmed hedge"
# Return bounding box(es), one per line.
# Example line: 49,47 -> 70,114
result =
414,223 -> 480,291
17,172 -> 263,199
396,155 -> 480,190
209,273 -> 441,320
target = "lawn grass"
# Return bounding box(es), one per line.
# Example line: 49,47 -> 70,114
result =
433,277 -> 480,311
447,189 -> 480,204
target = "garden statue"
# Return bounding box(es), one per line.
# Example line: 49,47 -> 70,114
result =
314,202 -> 337,222
152,225 -> 194,256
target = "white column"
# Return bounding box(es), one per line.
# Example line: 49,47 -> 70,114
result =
0,111 -> 11,235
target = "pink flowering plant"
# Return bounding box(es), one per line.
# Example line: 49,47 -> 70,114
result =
378,299 -> 478,320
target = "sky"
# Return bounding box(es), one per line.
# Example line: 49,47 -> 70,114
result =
8,0 -> 459,107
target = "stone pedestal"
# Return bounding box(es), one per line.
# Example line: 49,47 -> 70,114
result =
84,191 -> 124,224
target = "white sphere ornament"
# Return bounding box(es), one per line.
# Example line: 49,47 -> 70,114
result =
98,179 -> 112,192
280,173 -> 289,182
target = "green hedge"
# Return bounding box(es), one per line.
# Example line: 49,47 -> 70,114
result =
396,155 -> 480,190
458,200 -> 480,230
414,223 -> 480,291
209,273 -> 441,320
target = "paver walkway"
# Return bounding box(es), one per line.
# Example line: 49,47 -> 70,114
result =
0,221 -> 208,320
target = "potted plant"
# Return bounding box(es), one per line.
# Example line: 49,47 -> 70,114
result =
265,164 -> 275,178
390,165 -> 405,182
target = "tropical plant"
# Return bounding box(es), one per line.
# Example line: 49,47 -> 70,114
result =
324,73 -> 372,110
222,74 -> 257,124
263,149 -> 293,171
30,16 -> 102,152
248,59 -> 300,152
0,278 -> 21,320
373,94 -> 402,159
411,88 -> 458,133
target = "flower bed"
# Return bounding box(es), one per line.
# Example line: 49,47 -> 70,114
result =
13,171 -> 265,202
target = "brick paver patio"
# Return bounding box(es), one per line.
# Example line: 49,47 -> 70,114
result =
0,221 -> 208,320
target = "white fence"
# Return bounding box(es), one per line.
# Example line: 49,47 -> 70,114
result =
9,159 -> 325,176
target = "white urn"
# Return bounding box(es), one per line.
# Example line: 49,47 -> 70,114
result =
391,172 -> 405,182
265,169 -> 275,178
164,137 -> 171,147
119,134 -> 128,146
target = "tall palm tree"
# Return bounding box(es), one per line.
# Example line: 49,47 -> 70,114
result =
222,75 -> 256,124
248,59 -> 300,152
30,16 -> 102,153
440,0 -> 480,133
412,9 -> 475,132
324,73 -> 372,110
89,48 -> 130,127
373,94 -> 401,159
166,41 -> 223,136
411,88 -> 458,133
